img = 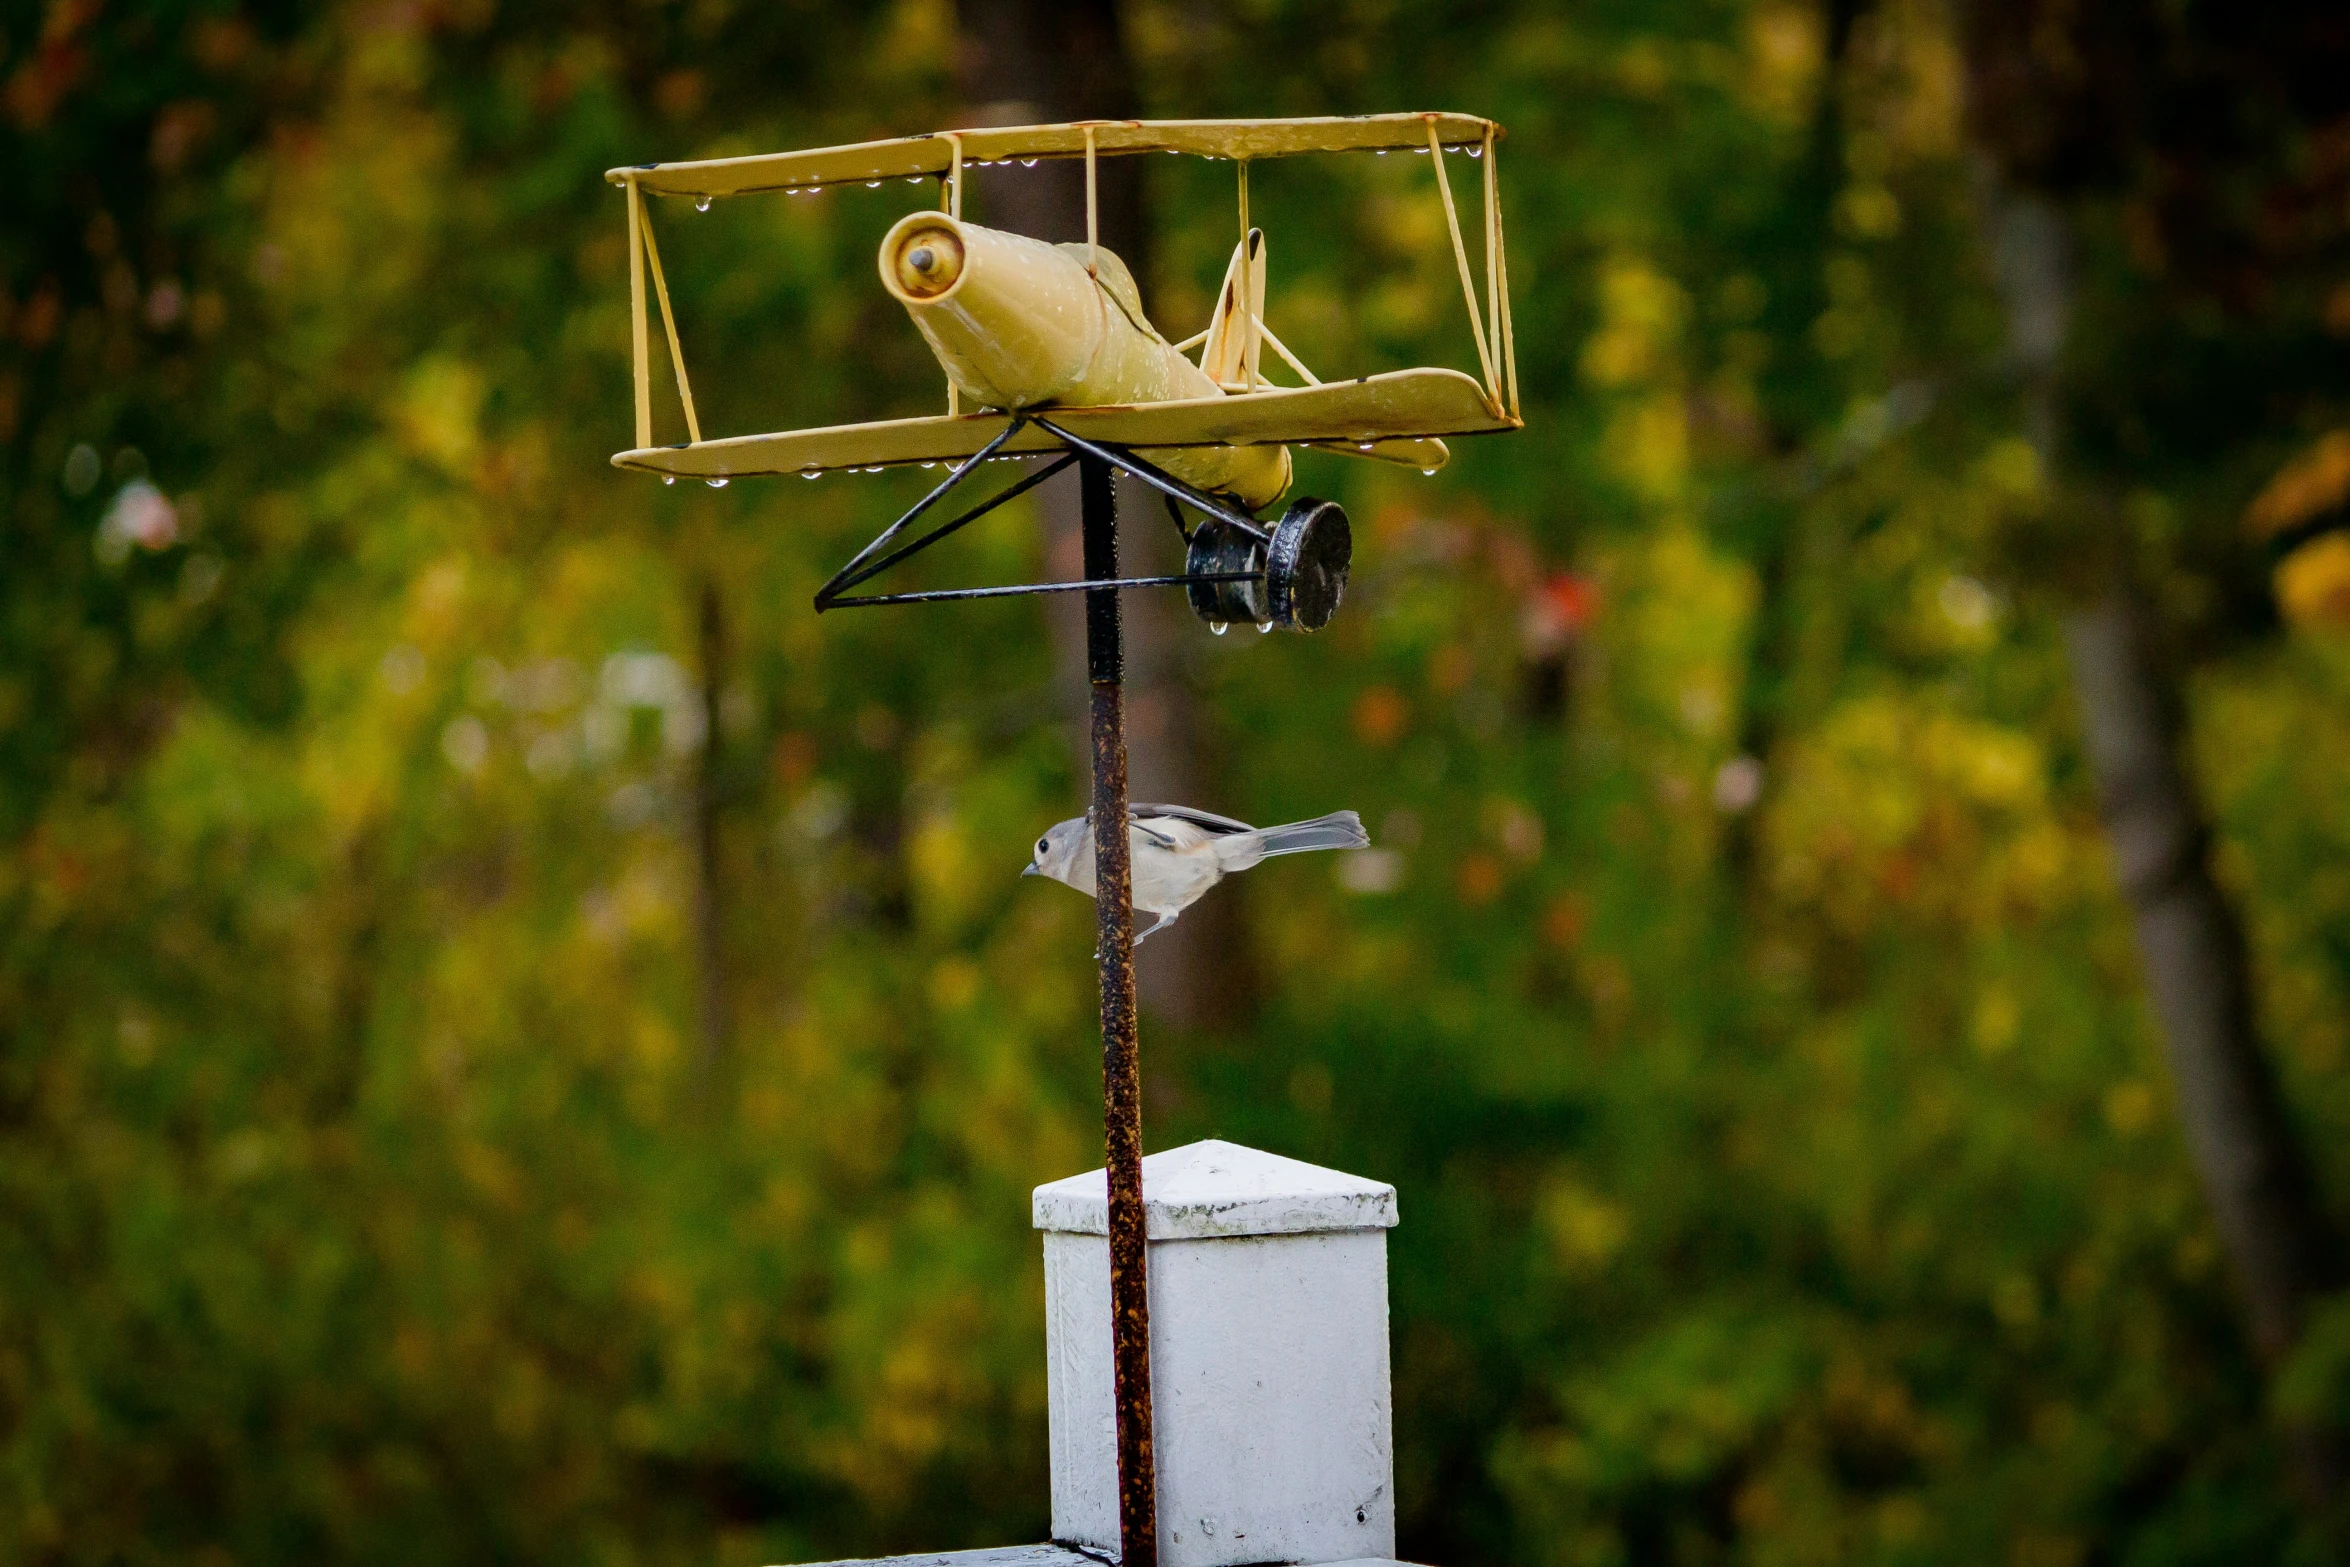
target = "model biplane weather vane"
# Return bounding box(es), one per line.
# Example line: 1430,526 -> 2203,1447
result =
605,111 -> 1520,1567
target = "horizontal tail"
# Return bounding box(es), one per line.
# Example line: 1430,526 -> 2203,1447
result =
1250,809 -> 1368,857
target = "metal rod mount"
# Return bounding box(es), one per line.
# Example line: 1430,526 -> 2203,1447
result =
1082,452 -> 1157,1567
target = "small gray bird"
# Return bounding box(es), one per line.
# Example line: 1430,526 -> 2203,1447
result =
1023,804 -> 1369,944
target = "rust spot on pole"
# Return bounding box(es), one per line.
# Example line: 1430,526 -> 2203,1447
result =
1081,451 -> 1156,1567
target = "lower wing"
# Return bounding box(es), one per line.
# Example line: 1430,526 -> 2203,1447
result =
611,368 -> 1515,482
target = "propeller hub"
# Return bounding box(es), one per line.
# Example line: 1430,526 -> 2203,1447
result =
890,224 -> 966,299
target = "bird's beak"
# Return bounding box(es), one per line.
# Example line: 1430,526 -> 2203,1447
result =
1021,863 -> 1039,877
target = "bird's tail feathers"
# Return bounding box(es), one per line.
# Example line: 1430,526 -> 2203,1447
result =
1247,810 -> 1368,858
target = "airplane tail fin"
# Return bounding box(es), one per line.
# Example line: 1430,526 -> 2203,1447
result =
1199,229 -> 1268,389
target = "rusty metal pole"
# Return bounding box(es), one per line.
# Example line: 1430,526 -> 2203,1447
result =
1080,451 -> 1156,1566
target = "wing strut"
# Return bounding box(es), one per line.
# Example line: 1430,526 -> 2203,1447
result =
623,175 -> 705,446
812,418 -> 1274,612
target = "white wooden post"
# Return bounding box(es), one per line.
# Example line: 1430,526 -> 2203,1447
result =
1033,1140 -> 1400,1567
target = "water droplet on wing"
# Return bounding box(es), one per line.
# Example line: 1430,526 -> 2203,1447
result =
706,477 -> 728,488
694,197 -> 711,211
1210,622 -> 1228,636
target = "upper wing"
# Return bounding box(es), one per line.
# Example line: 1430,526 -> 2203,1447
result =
607,114 -> 1501,200
1131,804 -> 1255,835
611,369 -> 1506,481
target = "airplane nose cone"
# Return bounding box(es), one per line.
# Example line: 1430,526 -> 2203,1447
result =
889,222 -> 966,300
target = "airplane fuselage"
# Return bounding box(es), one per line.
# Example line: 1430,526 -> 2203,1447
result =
879,212 -> 1293,509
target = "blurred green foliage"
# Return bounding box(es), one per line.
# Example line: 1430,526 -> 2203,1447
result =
4,2 -> 2350,1565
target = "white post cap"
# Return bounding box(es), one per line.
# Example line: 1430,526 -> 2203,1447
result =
1031,1138 -> 1400,1239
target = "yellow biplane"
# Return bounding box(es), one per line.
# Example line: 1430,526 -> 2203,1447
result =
605,112 -> 1521,629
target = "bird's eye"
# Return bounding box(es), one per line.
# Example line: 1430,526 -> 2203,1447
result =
1037,838 -> 1049,856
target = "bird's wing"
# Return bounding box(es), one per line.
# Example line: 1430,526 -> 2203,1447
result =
1133,815 -> 1225,852
1129,803 -> 1255,835
1131,804 -> 1254,853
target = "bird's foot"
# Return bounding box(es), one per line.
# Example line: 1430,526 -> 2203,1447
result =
1090,912 -> 1176,959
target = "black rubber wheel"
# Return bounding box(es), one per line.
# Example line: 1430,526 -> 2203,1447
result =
1267,497 -> 1350,632
1185,519 -> 1268,629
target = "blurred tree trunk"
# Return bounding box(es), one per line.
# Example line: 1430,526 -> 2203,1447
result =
953,0 -> 1261,1036
1724,0 -> 1873,873
1987,183 -> 2344,1505
692,577 -> 729,1082
2066,581 -> 2339,1365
